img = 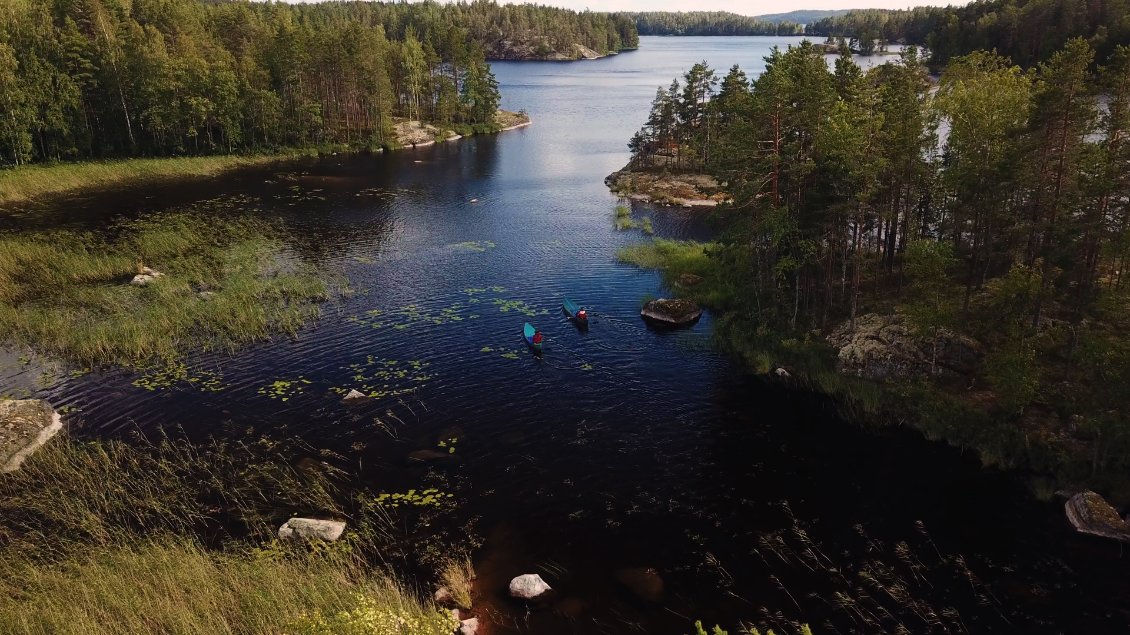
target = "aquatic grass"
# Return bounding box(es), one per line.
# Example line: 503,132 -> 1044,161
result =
0,433 -> 344,554
613,204 -> 653,234
373,489 -> 455,509
0,153 -> 314,206
259,377 -> 312,401
0,429 -> 457,635
335,357 -> 432,400
349,303 -> 477,330
0,433 -> 448,635
492,298 -> 548,317
449,241 -> 496,253
132,362 -> 226,392
0,214 -> 329,368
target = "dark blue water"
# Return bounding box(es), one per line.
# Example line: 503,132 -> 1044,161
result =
3,37 -> 1129,634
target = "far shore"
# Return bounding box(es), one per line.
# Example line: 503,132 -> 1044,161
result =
0,110 -> 531,207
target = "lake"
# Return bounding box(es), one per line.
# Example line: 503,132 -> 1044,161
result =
2,36 -> 1128,633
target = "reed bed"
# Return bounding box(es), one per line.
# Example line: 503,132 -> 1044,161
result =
0,213 -> 327,367
0,154 -> 307,206
0,433 -> 454,635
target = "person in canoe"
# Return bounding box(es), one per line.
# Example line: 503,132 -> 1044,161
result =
532,331 -> 544,346
575,309 -> 587,322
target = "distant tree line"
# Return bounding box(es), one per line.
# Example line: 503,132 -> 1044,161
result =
0,0 -> 638,166
618,12 -> 803,37
806,0 -> 1130,67
630,40 -> 1130,469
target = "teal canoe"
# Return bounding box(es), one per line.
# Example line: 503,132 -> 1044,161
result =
562,297 -> 588,325
523,322 -> 543,352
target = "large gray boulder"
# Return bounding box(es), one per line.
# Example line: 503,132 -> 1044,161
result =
1,399 -> 63,473
1065,490 -> 1130,542
641,298 -> 702,328
278,517 -> 346,542
827,313 -> 981,380
508,573 -> 552,601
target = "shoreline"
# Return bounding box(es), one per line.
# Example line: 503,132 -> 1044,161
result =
617,238 -> 1127,506
0,110 -> 532,207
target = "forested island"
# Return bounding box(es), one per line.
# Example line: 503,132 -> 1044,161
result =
0,0 -> 633,171
617,11 -> 804,36
614,38 -> 1130,487
806,0 -> 1130,64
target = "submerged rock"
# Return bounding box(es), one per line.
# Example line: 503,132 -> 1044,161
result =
277,517 -> 346,542
1065,490 -> 1130,542
342,388 -> 367,402
508,573 -> 552,600
828,313 -> 981,380
408,449 -> 451,462
1,399 -> 63,473
641,298 -> 702,327
614,567 -> 664,602
457,616 -> 480,635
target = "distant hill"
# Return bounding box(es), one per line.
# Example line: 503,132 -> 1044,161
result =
617,11 -> 804,36
754,9 -> 854,25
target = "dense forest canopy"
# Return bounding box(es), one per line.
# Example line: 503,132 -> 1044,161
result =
806,0 -> 1130,66
754,10 -> 853,25
616,11 -> 803,36
629,39 -> 1130,472
0,0 -> 637,166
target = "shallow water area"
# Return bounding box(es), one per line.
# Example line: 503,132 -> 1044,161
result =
3,36 -> 1130,633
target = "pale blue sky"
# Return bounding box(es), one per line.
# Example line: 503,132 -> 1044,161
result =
283,1 -> 966,14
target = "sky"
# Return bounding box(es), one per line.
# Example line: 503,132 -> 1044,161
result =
283,0 -> 968,14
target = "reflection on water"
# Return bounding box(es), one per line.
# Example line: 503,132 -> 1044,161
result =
2,36 -> 1129,633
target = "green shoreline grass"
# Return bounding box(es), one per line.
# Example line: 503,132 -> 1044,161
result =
0,433 -> 457,635
0,152 -> 321,206
0,213 -> 329,368
0,111 -> 530,207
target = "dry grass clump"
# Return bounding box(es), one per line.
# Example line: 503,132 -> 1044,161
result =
439,555 -> 475,609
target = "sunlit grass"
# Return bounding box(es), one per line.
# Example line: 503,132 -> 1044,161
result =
0,434 -> 451,635
0,214 -> 329,367
0,153 -> 314,206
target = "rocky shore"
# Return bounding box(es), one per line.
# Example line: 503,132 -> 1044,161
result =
606,164 -> 729,208
486,40 -> 621,61
392,110 -> 532,148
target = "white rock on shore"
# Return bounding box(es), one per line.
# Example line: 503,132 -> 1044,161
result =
278,517 -> 346,542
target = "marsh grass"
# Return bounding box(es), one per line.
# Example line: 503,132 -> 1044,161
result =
439,555 -> 475,609
617,239 -> 735,308
0,539 -> 454,635
0,432 -> 454,635
0,154 -> 313,206
0,432 -> 343,553
613,204 -> 654,234
0,213 -> 328,367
